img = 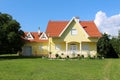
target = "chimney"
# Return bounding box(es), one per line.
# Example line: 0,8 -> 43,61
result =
38,27 -> 40,35
75,16 -> 80,22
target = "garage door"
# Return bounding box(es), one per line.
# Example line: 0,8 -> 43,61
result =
22,46 -> 32,56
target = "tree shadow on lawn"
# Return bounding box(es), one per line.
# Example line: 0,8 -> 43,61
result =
0,55 -> 42,60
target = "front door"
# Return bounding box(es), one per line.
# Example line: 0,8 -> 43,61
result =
70,44 -> 77,54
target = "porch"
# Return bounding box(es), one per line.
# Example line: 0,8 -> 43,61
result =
49,41 -> 97,58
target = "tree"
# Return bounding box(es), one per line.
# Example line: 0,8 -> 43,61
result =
111,30 -> 120,57
118,30 -> 120,55
118,30 -> 120,39
0,13 -> 25,54
97,33 -> 118,58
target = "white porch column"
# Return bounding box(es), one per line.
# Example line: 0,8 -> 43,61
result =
66,42 -> 68,55
80,42 -> 82,54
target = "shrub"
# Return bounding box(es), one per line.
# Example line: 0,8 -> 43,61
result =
61,53 -> 64,55
81,55 -> 84,59
49,52 -> 52,58
77,54 -> 81,59
66,55 -> 69,59
55,54 -> 59,58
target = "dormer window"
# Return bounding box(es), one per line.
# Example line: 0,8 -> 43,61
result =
39,32 -> 48,40
71,29 -> 77,35
27,34 -> 31,38
25,32 -> 34,40
41,34 -> 46,39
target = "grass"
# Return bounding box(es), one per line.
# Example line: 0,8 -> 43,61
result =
0,57 -> 120,80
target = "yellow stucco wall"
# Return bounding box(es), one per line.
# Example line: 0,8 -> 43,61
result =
23,42 -> 48,56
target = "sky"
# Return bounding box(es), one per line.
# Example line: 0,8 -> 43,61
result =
0,0 -> 120,36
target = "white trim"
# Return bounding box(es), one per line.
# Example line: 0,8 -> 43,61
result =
25,32 -> 34,40
39,32 -> 48,40
59,17 -> 75,37
59,17 -> 89,37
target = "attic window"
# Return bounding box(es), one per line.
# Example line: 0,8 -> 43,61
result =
27,34 -> 31,38
25,32 -> 34,40
71,29 -> 77,35
39,33 -> 48,40
41,35 -> 46,39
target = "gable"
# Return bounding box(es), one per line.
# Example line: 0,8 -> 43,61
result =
61,19 -> 89,42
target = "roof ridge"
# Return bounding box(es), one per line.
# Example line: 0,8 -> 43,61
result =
24,31 -> 45,33
49,20 -> 69,22
49,20 -> 94,22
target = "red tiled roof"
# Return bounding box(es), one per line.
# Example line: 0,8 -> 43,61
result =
46,20 -> 102,37
24,32 -> 48,42
46,21 -> 69,37
80,21 -> 102,37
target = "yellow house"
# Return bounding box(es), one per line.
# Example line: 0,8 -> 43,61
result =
21,17 -> 101,58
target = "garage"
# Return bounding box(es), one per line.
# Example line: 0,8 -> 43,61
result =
22,46 -> 32,56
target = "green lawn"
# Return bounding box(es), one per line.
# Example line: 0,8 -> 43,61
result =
0,58 -> 120,80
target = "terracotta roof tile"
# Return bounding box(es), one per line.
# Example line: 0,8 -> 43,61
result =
80,21 -> 102,37
46,21 -> 69,37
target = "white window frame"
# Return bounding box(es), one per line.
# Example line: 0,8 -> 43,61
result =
71,29 -> 77,35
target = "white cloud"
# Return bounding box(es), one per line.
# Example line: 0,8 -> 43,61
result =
94,11 -> 120,36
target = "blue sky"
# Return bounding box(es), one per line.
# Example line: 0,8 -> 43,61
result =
0,0 -> 120,35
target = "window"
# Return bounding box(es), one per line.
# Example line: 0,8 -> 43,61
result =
27,34 -> 31,38
39,45 -> 48,52
82,44 -> 89,50
25,32 -> 34,40
70,44 -> 77,51
41,35 -> 46,39
39,33 -> 48,40
39,45 -> 43,50
71,29 -> 77,35
55,44 -> 61,50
